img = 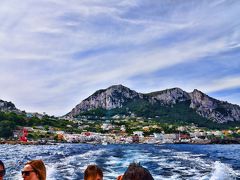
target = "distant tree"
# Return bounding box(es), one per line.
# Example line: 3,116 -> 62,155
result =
44,125 -> 49,130
9,112 -> 26,125
0,112 -> 7,121
0,120 -> 16,138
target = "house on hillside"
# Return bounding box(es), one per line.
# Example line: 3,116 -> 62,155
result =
163,134 -> 177,143
133,131 -> 144,137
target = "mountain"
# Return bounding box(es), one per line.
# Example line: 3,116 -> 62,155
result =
0,99 -> 20,113
66,85 -> 240,125
189,89 -> 240,123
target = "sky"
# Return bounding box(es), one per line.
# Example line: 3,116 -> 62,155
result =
0,0 -> 240,116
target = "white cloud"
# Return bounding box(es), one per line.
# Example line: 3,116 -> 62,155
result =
0,0 -> 240,115
199,76 -> 240,93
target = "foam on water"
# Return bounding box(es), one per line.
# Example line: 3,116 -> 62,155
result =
46,164 -> 56,180
0,144 -> 240,180
209,161 -> 237,180
45,148 -> 107,179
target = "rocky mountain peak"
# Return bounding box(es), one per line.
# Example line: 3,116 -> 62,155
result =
148,87 -> 190,104
189,89 -> 217,109
66,85 -> 240,123
188,89 -> 240,123
67,85 -> 142,117
92,84 -> 141,100
0,99 -> 19,112
192,89 -> 205,96
108,84 -> 129,90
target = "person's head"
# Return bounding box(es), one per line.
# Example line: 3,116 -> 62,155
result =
0,160 -> 5,180
122,163 -> 154,180
22,160 -> 46,180
84,165 -> 103,180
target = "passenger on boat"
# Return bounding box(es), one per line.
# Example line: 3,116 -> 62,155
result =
22,160 -> 46,180
0,160 -> 5,180
117,162 -> 154,180
84,164 -> 103,180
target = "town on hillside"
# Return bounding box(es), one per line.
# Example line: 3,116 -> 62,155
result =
1,113 -> 240,145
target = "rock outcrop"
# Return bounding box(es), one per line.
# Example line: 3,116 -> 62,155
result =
0,99 -> 19,112
189,89 -> 240,123
67,85 -> 143,117
66,85 -> 240,123
147,88 -> 191,105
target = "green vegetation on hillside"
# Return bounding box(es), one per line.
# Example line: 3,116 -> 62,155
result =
77,100 -> 240,129
0,111 -> 78,138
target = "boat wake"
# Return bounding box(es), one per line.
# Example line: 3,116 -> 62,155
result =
0,144 -> 239,180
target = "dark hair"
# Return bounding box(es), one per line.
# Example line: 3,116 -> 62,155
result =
25,160 -> 46,180
84,165 -> 103,180
122,163 -> 154,180
0,160 -> 5,170
0,160 -> 6,176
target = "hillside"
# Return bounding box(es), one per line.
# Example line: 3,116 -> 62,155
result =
66,85 -> 240,128
0,99 -> 20,113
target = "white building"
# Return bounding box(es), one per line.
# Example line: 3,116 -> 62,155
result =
177,126 -> 188,132
120,125 -> 126,132
101,123 -> 113,131
153,133 -> 164,141
213,131 -> 223,137
133,131 -> 144,137
112,115 -> 121,119
163,134 -> 177,143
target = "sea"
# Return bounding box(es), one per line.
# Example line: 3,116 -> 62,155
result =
0,144 -> 240,180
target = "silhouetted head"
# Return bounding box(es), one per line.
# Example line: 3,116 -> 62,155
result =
122,163 -> 154,180
84,165 -> 103,180
22,160 -> 46,180
0,160 -> 5,180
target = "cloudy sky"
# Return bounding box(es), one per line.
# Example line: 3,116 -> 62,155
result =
0,0 -> 240,116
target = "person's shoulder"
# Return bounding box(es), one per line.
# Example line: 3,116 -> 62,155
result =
117,175 -> 123,180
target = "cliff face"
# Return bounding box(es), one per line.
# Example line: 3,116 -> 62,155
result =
189,89 -> 240,123
67,85 -> 143,117
66,85 -> 240,123
0,99 -> 19,112
147,88 -> 191,105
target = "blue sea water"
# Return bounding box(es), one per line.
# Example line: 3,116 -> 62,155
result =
0,144 -> 240,180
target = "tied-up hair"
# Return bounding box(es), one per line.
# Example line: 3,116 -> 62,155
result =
25,160 -> 46,180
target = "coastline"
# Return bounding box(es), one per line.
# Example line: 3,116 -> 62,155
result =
1,138 -> 240,145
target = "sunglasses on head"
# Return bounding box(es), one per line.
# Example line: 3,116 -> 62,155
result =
21,170 -> 35,176
0,170 -> 5,177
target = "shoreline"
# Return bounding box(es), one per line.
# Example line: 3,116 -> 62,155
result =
1,139 -> 240,145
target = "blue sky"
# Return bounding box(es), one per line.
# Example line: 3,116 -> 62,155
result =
0,0 -> 240,116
